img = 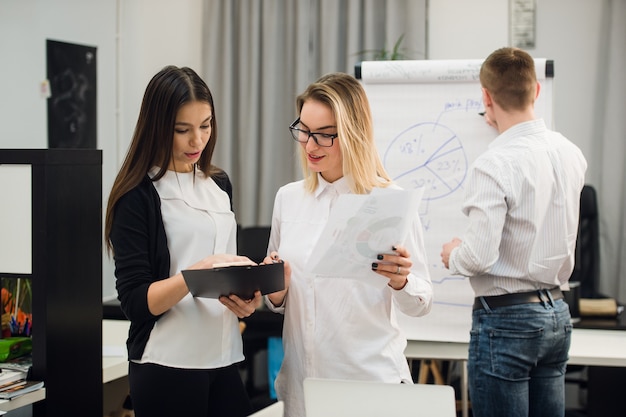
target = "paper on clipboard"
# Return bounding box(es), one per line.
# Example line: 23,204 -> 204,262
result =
309,187 -> 424,287
182,262 -> 284,299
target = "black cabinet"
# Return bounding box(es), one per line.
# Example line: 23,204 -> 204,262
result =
0,149 -> 102,416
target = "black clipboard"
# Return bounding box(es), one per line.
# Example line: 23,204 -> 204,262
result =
182,262 -> 284,300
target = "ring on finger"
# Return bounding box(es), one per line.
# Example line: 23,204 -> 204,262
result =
396,265 -> 401,274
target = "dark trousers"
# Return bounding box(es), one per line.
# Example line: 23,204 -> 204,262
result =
129,361 -> 252,417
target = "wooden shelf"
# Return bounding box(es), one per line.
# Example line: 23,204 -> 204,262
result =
0,387 -> 46,412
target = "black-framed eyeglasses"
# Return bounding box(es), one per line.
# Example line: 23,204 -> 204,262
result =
289,118 -> 338,147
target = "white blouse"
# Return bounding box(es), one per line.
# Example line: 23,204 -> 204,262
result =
139,168 -> 241,369
266,175 -> 433,417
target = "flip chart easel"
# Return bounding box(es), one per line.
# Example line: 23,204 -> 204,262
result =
357,58 -> 555,342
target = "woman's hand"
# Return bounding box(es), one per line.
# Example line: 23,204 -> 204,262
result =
188,254 -> 256,270
195,254 -> 260,318
220,291 -> 262,318
372,245 -> 412,290
263,252 -> 291,307
147,254 -> 255,316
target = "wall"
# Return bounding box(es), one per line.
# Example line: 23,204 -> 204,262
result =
428,0 -> 601,168
116,0 -> 204,164
0,0 -> 118,299
0,0 -> 607,299
0,0 -> 202,300
113,0 -> 203,300
0,1 -> 115,151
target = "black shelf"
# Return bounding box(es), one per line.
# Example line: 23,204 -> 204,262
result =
0,149 -> 103,416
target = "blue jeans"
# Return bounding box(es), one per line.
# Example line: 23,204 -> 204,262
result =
468,298 -> 572,417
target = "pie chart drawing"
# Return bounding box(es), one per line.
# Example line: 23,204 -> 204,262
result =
382,122 -> 468,201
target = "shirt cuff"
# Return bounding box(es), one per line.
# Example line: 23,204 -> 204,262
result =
263,294 -> 286,313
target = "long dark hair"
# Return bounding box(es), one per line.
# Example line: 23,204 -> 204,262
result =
104,65 -> 220,253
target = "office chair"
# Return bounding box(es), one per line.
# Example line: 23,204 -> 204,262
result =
304,378 -> 457,417
237,225 -> 271,264
565,184 -> 600,413
236,225 -> 275,408
569,184 -> 600,299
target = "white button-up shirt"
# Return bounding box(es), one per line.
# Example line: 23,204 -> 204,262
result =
141,168 -> 242,369
266,175 -> 432,417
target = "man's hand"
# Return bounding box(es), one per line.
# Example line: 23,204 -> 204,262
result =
441,238 -> 462,269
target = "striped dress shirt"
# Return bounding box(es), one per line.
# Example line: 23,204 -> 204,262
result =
448,119 -> 587,297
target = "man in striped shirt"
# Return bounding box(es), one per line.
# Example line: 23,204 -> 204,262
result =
441,47 -> 587,417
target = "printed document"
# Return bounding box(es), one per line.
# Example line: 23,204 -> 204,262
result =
309,187 -> 424,288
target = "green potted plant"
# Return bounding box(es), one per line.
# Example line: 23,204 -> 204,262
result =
355,33 -> 410,61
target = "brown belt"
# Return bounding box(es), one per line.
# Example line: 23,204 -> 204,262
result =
473,287 -> 564,311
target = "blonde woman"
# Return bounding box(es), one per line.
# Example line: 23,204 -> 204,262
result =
265,72 -> 433,417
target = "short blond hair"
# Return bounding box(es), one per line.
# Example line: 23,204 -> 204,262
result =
295,72 -> 391,194
479,47 -> 537,111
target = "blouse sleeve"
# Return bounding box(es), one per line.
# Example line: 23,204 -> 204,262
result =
391,209 -> 433,317
264,188 -> 286,313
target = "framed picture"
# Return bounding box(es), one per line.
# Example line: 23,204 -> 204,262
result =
510,0 -> 536,49
46,39 -> 97,149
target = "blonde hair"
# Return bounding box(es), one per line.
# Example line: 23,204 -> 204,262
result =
296,72 -> 391,194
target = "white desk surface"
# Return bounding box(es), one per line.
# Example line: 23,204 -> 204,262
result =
104,320 -> 626,382
569,328 -> 626,367
0,388 -> 46,412
404,327 -> 626,367
103,319 -> 131,384
403,327 -> 626,417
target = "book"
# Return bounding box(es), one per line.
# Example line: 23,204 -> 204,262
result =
182,262 -> 285,299
0,354 -> 32,374
0,369 -> 27,387
580,298 -> 619,317
0,379 -> 44,399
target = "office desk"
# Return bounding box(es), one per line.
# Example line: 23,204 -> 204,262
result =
568,328 -> 626,366
0,388 -> 46,412
0,321 -> 127,414
103,319 -> 130,383
404,327 -> 626,417
404,341 -> 469,417
404,326 -> 626,365
103,320 -> 131,417
104,320 -> 626,415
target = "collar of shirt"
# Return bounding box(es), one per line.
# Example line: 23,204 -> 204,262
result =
148,166 -> 231,214
314,174 -> 351,200
489,118 -> 547,149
